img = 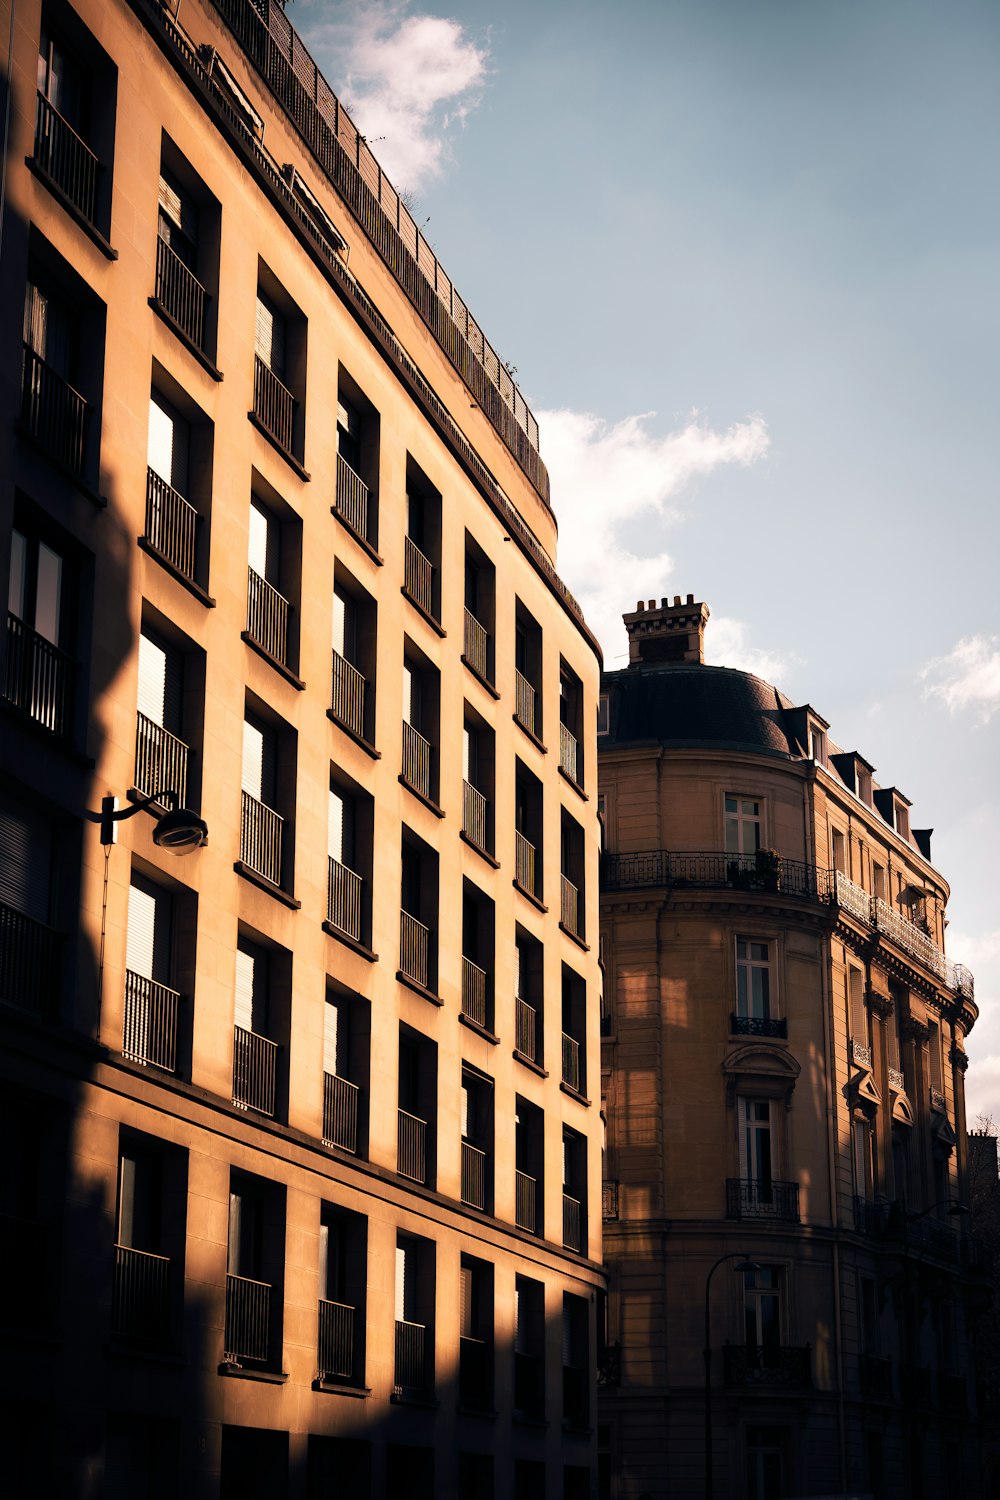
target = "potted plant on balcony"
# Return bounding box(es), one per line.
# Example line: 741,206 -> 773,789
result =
755,847 -> 783,892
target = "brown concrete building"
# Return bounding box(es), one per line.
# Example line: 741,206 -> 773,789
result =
598,596 -> 987,1500
0,0 -> 604,1493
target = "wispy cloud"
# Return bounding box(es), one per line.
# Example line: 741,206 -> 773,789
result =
298,0 -> 488,192
706,616 -> 800,689
921,635 -> 1000,722
538,407 -> 772,665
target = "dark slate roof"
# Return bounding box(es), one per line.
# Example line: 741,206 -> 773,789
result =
602,663 -> 799,759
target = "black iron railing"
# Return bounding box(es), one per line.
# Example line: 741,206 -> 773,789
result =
726,1178 -> 800,1222
21,345 -> 87,476
123,971 -> 179,1073
515,1170 -> 537,1233
731,1013 -> 788,1039
232,1025 -> 277,1116
514,1350 -> 543,1416
327,856 -> 362,942
401,720 -> 431,800
318,1296 -> 354,1381
135,713 -> 189,809
461,956 -> 488,1028
459,1336 -> 492,1410
515,671 -> 538,737
723,1343 -> 811,1387
394,1318 -> 428,1395
515,831 -> 537,896
461,1140 -> 487,1210
560,875 -> 580,936
33,92 -> 99,224
5,613 -> 74,738
330,649 -> 365,738
0,902 -> 59,1016
145,469 -> 199,582
563,1364 -> 588,1426
403,535 -> 434,617
603,848 -> 832,900
561,1032 -> 581,1092
559,723 -> 580,783
112,1244 -> 171,1343
155,235 -> 208,350
515,998 -> 537,1061
253,354 -> 296,456
462,780 -> 488,852
562,1192 -> 582,1252
323,1070 -> 359,1153
399,910 -> 430,990
334,452 -> 371,540
241,790 -> 283,887
224,1271 -> 271,1364
246,566 -> 291,665
463,609 -> 489,680
397,1107 -> 426,1183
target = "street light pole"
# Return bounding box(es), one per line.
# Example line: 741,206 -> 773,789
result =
704,1252 -> 759,1500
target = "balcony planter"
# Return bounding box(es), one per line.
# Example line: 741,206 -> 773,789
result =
755,848 -> 783,891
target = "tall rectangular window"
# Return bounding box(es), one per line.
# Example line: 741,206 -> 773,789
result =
5,522 -> 76,740
725,795 -> 762,854
736,938 -> 771,1020
135,623 -> 189,808
123,873 -> 179,1073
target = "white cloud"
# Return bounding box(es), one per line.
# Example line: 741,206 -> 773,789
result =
706,616 -> 799,689
538,407 -> 772,665
921,635 -> 1000,722
298,1 -> 488,192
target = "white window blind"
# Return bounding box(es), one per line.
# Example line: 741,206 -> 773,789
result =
461,1083 -> 470,1140
126,876 -> 171,983
328,788 -> 344,864
248,501 -> 278,583
147,393 -> 189,493
460,1264 -> 472,1339
138,629 -> 182,734
0,803 -> 50,919
394,1243 -> 408,1322
234,941 -> 267,1034
323,999 -> 339,1077
242,716 -> 276,804
8,530 -> 26,618
332,590 -> 345,658
254,292 -> 286,379
158,170 -> 198,243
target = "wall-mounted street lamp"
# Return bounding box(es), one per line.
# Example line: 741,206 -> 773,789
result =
95,790 -> 208,854
704,1251 -> 760,1500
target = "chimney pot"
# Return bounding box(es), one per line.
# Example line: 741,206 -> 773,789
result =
648,599 -> 655,610
621,593 -> 711,667
673,595 -> 681,606
686,594 -> 694,605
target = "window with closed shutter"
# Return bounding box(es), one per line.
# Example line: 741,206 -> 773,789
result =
147,393 -> 189,494
323,999 -> 339,1078
254,292 -> 286,379
242,716 -> 276,805
234,940 -> 267,1035
138,628 -> 183,736
126,875 -> 172,984
394,1242 -> 409,1322
248,501 -> 279,585
0,802 -> 51,920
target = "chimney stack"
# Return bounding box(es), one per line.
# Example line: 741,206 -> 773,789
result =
622,594 -> 710,666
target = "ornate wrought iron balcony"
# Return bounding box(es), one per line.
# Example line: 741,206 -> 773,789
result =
723,1343 -> 811,1388
726,1178 -> 800,1222
731,1013 -> 787,1039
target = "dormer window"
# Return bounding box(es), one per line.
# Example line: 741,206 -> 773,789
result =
856,768 -> 872,806
808,725 -> 826,766
894,800 -> 909,839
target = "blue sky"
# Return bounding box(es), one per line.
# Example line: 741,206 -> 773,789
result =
296,0 -> 1000,1123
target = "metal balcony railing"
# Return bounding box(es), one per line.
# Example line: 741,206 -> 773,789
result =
394,1318 -> 428,1395
604,849 -> 832,900
401,720 -> 432,800
515,997 -> 537,1061
462,780 -> 488,851
515,1170 -> 537,1233
145,469 -> 199,582
335,452 -> 371,540
723,1343 -> 812,1388
240,790 -> 283,887
253,354 -> 296,456
461,956 -> 488,1028
929,1085 -> 947,1113
0,901 -> 59,1017
330,649 -> 365,739
860,1354 -> 893,1399
123,971 -> 179,1073
135,713 -> 189,810
5,613 -> 74,738
21,345 -> 87,477
562,1192 -> 582,1251
327,856 -> 362,943
731,1013 -> 788,1039
726,1178 -> 800,1222
560,875 -> 580,935
515,670 -> 538,737
515,831 -> 537,896
463,609 -> 489,680
459,1335 -> 492,1410
888,1066 -> 905,1091
246,566 -> 291,666
849,1037 -> 873,1068
155,235 -> 208,351
399,910 -> 430,990
404,535 -> 434,617
318,1297 -> 355,1382
514,1350 -> 543,1416
33,92 -> 99,224
559,722 -> 580,782
323,1070 -> 359,1154
602,1181 -> 620,1220
232,1025 -> 278,1116
397,1107 -> 427,1183
224,1272 -> 271,1365
462,1140 -> 487,1210
112,1244 -> 171,1343
561,1032 -> 581,1092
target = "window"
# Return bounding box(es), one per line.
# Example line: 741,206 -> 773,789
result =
143,371 -> 214,592
240,700 -> 295,894
399,830 -> 439,996
322,987 -> 370,1156
514,929 -> 544,1067
514,600 -> 543,740
154,139 -> 220,359
853,1116 -> 874,1201
34,14 -> 116,236
461,1068 -> 493,1212
463,534 -> 496,686
743,1265 -> 782,1370
597,693 -> 610,736
386,1446 -> 433,1500
558,660 -> 584,786
394,1234 -> 434,1398
461,883 -> 495,1034
514,760 -> 543,901
307,1438 -> 371,1500
857,767 -> 873,806
872,861 -> 887,903
894,799 -> 910,839
0,792 -> 70,1018
124,871 -> 187,1074
334,371 -> 379,548
734,938 -> 777,1035
562,1293 -> 589,1427
232,935 -> 289,1121
397,1025 -> 437,1187
5,518 -> 78,740
560,811 -> 586,941
561,964 -> 587,1097
331,567 -> 376,745
244,485 -> 301,676
725,795 -> 762,855
402,642 -> 440,806
808,724 -> 827,765
252,266 -> 307,468
730,1098 -> 798,1220
514,1276 -> 545,1418
562,1128 -> 587,1253
326,774 -> 373,951
459,1256 -> 493,1411
458,1454 -> 493,1500
224,1172 -> 285,1372
831,827 -> 847,875
403,458 -> 441,623
22,257 -> 106,484
514,1096 -> 543,1235
462,709 -> 495,857
113,1132 -> 186,1348
317,1206 -> 367,1386
135,615 -> 200,811
848,968 -> 869,1063
746,1427 -> 786,1500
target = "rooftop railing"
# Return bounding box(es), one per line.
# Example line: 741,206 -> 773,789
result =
232,1024 -> 278,1116
253,353 -> 297,457
21,345 -> 87,477
5,613 -> 74,739
135,713 -> 189,809
323,1070 -> 359,1154
224,1271 -> 271,1365
318,1296 -> 355,1382
144,469 -> 199,583
246,566 -> 290,666
33,93 -> 99,225
334,452 -> 372,541
330,649 -> 366,739
240,790 -> 283,887
123,971 -> 179,1073
155,234 -> 208,351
